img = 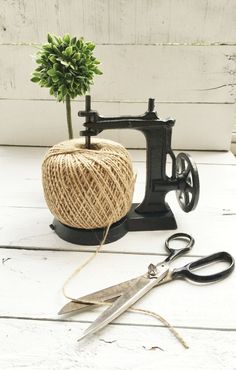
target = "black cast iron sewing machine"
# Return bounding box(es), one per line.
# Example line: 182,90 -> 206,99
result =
52,95 -> 200,245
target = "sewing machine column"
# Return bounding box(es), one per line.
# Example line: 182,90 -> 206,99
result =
135,125 -> 175,214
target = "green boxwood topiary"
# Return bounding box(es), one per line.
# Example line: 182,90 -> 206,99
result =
31,33 -> 102,139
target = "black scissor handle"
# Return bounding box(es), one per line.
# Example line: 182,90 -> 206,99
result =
172,251 -> 235,283
165,233 -> 195,263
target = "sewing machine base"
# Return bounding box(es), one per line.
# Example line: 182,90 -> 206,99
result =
50,203 -> 177,245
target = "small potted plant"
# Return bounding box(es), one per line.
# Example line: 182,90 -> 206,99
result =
31,33 -> 102,139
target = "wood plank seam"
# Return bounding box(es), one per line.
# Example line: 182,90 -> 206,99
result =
0,316 -> 235,332
0,98 -> 234,104
0,245 -> 208,258
1,43 -> 236,47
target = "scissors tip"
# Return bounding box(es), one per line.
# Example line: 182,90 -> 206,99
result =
58,301 -> 91,315
77,324 -> 100,342
77,335 -> 85,342
58,306 -> 72,315
58,308 -> 65,315
77,332 -> 90,342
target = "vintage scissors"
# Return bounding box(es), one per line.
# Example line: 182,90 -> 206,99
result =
58,233 -> 234,341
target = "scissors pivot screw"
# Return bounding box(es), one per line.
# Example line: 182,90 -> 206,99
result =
148,263 -> 158,278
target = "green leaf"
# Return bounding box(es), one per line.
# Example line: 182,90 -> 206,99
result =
43,44 -> 53,51
31,76 -> 40,83
52,75 -> 59,82
65,46 -> 73,56
52,45 -> 60,54
57,58 -> 70,67
47,34 -> 54,43
39,80 -> 46,87
74,52 -> 81,60
79,66 -> 88,72
57,92 -> 63,102
32,71 -> 41,77
76,39 -> 82,49
45,80 -> 52,87
63,34 -> 70,44
49,87 -> 54,95
86,42 -> 95,51
49,55 -> 57,63
47,69 -> 56,76
54,36 -> 62,45
94,67 -> 103,75
61,86 -> 68,96
71,36 -> 77,45
56,71 -> 64,78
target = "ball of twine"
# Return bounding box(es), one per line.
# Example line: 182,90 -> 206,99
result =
42,138 -> 135,229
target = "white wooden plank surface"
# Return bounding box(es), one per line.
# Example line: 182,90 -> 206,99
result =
1,45 -> 235,103
0,319 -> 235,370
0,99 -> 234,149
1,0 -> 236,44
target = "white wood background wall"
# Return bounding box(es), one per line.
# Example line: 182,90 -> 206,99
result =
0,0 -> 235,149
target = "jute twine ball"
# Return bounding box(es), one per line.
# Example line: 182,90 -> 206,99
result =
42,138 -> 135,229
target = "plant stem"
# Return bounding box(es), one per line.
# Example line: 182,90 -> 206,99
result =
65,95 -> 73,139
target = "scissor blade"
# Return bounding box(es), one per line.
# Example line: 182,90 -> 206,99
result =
78,266 -> 168,341
58,276 -> 142,315
58,301 -> 96,315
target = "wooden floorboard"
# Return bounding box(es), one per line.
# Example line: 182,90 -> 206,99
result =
0,318 -> 235,370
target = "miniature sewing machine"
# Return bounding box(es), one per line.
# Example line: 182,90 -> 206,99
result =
52,95 -> 200,245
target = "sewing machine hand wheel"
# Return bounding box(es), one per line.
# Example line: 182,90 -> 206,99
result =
176,153 -> 200,213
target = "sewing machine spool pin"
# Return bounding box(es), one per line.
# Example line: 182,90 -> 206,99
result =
51,95 -> 200,245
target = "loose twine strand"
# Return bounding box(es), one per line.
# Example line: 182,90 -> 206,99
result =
62,225 -> 111,299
